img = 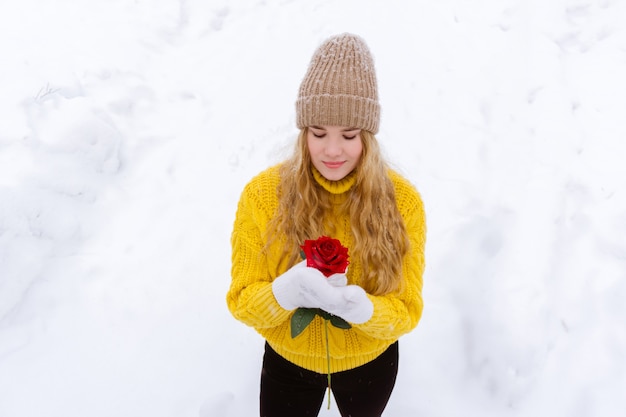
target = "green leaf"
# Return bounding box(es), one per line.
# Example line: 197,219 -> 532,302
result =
329,315 -> 352,329
291,308 -> 317,338
316,309 -> 332,320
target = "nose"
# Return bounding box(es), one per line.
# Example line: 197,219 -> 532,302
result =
324,136 -> 342,157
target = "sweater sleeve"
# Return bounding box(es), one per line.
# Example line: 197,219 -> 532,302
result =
226,171 -> 291,329
353,177 -> 426,341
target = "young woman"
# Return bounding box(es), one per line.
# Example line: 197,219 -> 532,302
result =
227,33 -> 426,417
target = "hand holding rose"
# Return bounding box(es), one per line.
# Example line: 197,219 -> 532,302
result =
272,260 -> 345,311
272,261 -> 372,324
321,285 -> 373,324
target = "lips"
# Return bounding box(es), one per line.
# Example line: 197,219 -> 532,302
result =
323,161 -> 345,169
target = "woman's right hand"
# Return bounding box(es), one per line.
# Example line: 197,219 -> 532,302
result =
272,261 -> 345,311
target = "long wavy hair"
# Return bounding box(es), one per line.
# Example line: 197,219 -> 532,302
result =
265,128 -> 410,295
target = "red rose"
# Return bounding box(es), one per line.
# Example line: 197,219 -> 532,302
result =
300,236 -> 349,277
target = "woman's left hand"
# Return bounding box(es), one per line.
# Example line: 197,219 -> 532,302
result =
320,285 -> 373,324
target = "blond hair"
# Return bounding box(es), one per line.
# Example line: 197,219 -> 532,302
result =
266,129 -> 409,295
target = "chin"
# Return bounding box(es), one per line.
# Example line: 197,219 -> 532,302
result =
329,173 -> 348,181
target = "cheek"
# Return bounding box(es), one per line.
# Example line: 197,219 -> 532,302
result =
350,141 -> 364,159
306,136 -> 318,156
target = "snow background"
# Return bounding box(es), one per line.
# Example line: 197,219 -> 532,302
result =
1,0 -> 625,415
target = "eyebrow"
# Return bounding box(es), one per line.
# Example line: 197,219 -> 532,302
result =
310,126 -> 361,132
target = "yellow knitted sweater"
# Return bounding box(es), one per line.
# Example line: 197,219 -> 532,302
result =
227,164 -> 426,374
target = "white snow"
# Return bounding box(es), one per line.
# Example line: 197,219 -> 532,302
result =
1,0 -> 625,416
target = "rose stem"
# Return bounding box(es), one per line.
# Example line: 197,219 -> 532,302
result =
325,319 -> 331,410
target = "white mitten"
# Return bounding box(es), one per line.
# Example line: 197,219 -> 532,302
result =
322,285 -> 374,324
326,270 -> 348,287
272,261 -> 343,311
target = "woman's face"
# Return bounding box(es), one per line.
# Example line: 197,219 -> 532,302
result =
307,125 -> 363,181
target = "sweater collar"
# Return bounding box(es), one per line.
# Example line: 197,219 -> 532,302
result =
311,167 -> 357,195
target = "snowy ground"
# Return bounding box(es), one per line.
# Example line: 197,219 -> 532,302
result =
1,0 -> 625,416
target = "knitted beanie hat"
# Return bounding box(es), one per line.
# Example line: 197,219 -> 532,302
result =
296,33 -> 380,134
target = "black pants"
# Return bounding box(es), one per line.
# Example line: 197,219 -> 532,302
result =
260,342 -> 399,417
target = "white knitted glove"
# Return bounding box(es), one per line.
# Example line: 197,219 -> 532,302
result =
321,285 -> 374,324
272,261 -> 344,311
326,270 -> 348,287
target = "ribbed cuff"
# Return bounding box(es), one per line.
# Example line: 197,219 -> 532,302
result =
271,279 -> 298,311
296,94 -> 380,134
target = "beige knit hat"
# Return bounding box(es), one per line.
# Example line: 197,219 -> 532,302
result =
296,33 -> 380,134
